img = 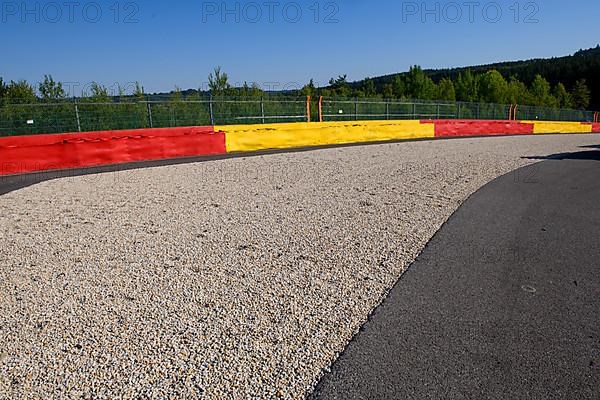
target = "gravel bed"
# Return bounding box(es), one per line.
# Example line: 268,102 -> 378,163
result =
0,134 -> 597,399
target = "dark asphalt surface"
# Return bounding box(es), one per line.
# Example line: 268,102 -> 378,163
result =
310,149 -> 600,400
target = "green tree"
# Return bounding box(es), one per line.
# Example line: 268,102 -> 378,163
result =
360,78 -> 377,98
478,70 -> 508,104
552,83 -> 573,108
329,75 -> 351,97
405,66 -> 437,100
438,78 -> 456,101
320,88 -> 332,97
248,82 -> 263,97
240,81 -> 251,97
80,82 -> 111,130
171,86 -> 183,102
530,74 -> 557,107
6,80 -> 36,102
301,79 -> 316,97
506,76 -> 526,104
133,82 -> 145,100
455,70 -> 479,102
0,77 -> 6,101
571,79 -> 591,109
116,84 -> 128,101
38,75 -> 66,101
208,66 -> 231,95
130,82 -> 148,129
391,76 -> 406,98
87,82 -> 110,101
382,83 -> 394,99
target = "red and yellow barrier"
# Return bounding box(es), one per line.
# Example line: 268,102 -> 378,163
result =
1,119 -> 599,176
431,120 -> 534,137
0,126 -> 225,176
217,120 -> 434,153
524,121 -> 593,134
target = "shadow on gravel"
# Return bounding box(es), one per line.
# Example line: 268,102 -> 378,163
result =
523,149 -> 600,161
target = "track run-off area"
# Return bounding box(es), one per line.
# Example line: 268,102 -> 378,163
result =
1,133 -> 599,399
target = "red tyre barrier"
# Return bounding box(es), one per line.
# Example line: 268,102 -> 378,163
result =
0,126 -> 225,176
592,123 -> 600,133
430,120 -> 534,137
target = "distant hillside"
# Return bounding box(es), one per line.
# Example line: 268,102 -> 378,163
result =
92,46 -> 600,110
361,46 -> 600,108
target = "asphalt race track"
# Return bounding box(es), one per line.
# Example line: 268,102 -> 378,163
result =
311,148 -> 600,399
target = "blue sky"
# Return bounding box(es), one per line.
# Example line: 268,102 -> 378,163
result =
2,0 -> 599,94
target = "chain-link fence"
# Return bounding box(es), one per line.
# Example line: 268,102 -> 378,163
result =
0,96 -> 309,136
320,98 -> 597,123
0,96 -> 598,137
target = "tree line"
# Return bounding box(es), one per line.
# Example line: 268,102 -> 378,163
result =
0,75 -> 149,103
198,65 -> 594,111
0,65 -> 594,111
420,45 -> 600,110
299,66 -> 592,110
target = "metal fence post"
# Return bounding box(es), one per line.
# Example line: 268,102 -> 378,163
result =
74,99 -> 82,132
146,99 -> 153,128
477,103 -> 480,119
412,102 -> 416,119
171,103 -> 176,127
436,104 -> 440,119
261,97 -> 265,124
457,103 -> 461,119
209,95 -> 215,125
386,101 -> 390,120
318,96 -> 323,122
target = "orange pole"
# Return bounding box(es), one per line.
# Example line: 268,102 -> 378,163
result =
318,96 -> 323,123
306,96 -> 311,122
508,104 -> 513,121
513,104 -> 518,121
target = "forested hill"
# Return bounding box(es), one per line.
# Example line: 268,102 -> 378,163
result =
2,46 -> 598,111
365,46 -> 600,108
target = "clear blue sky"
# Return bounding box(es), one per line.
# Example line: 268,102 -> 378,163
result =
2,0 -> 599,95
